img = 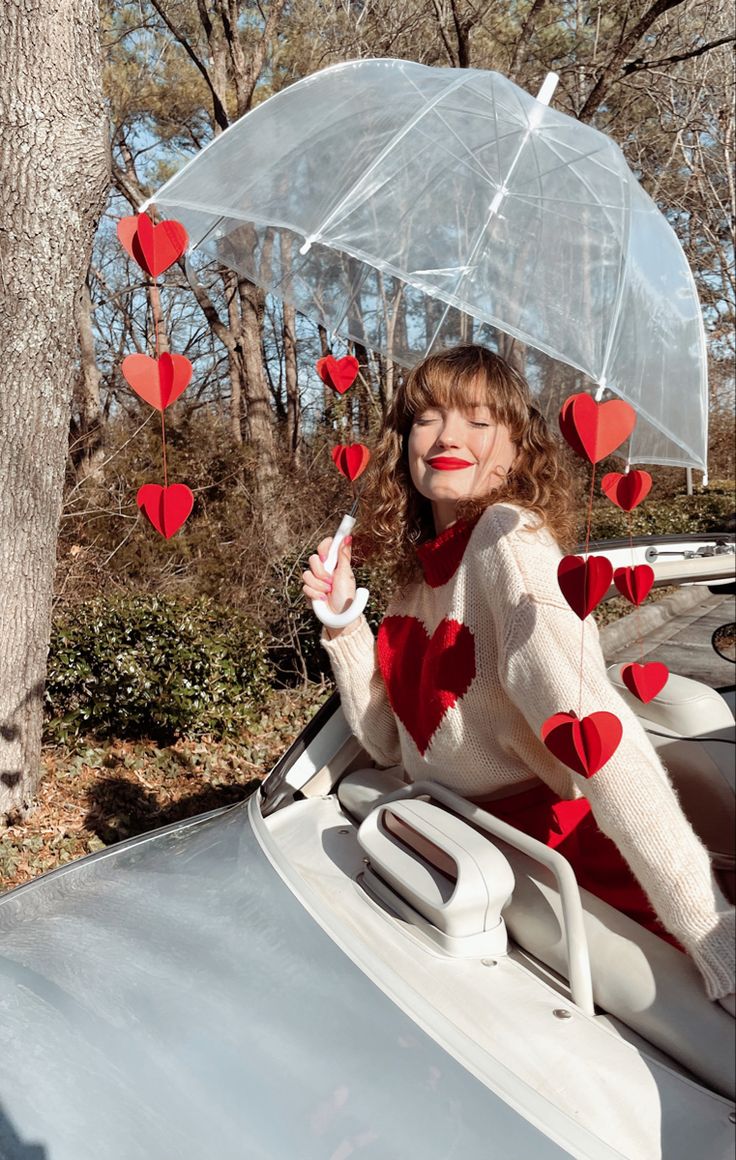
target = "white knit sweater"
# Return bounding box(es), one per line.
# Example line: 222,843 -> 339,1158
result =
323,503 -> 735,1000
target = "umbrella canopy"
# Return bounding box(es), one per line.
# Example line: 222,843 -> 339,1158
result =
148,58 -> 708,472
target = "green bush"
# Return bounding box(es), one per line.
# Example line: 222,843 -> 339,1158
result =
589,488 -> 734,542
45,596 -> 271,743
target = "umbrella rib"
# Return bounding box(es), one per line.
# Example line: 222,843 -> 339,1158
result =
416,111 -> 498,185
298,71 -> 472,250
423,84 -> 543,355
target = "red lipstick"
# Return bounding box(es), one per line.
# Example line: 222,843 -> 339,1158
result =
427,456 -> 474,470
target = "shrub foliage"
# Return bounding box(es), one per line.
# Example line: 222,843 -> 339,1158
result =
45,596 -> 270,743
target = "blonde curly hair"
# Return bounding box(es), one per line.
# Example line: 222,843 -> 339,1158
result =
358,345 -> 579,586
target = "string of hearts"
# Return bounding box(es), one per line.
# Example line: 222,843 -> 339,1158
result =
541,393 -> 668,780
116,212 -> 194,539
317,354 -> 372,494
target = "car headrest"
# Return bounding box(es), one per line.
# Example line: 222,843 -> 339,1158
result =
607,666 -> 735,738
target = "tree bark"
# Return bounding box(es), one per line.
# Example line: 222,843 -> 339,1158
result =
0,0 -> 109,818
71,275 -> 106,484
238,276 -> 289,556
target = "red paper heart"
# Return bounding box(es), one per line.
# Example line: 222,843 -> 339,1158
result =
117,214 -> 188,278
377,616 -> 476,755
620,662 -> 669,704
316,355 -> 360,395
559,394 -> 636,464
331,443 -> 371,482
137,483 -> 194,539
601,470 -> 652,511
541,711 -> 623,778
613,564 -> 654,606
121,353 -> 192,411
557,554 -> 613,619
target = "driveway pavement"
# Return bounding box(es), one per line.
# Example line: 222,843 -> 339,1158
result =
602,589 -> 735,691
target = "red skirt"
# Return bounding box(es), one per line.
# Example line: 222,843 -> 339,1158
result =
473,782 -> 681,950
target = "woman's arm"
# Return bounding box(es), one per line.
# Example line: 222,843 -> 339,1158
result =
322,615 -> 402,768
303,535 -> 401,767
501,590 -> 735,1000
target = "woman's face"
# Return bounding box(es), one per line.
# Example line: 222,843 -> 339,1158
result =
407,403 -> 517,528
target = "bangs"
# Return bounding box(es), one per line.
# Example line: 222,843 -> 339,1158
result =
401,361 -> 498,423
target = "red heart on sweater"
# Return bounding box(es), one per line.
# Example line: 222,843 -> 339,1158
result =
377,616 -> 476,756
620,662 -> 669,704
541,711 -> 623,778
601,470 -> 652,511
331,443 -> 371,482
559,394 -> 636,464
316,355 -> 359,394
557,554 -> 613,619
122,353 -> 192,411
117,214 -> 188,278
137,483 -> 194,538
613,564 -> 654,606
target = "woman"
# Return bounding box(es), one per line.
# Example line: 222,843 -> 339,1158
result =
302,345 -> 735,1007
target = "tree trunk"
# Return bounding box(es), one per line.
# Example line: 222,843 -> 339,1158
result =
224,270 -> 244,445
238,276 -> 289,556
71,275 -> 106,484
0,0 -> 109,818
283,301 -> 300,461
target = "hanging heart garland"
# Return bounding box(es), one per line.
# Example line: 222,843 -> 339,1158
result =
557,554 -> 613,619
117,213 -> 188,278
613,564 -> 654,607
137,484 -> 194,539
117,211 -> 194,539
122,352 -> 193,411
601,470 -> 652,512
331,443 -> 371,482
543,389 -> 645,776
316,354 -> 360,395
620,662 -> 669,704
541,710 -> 623,778
559,394 -> 636,464
545,388 -> 669,773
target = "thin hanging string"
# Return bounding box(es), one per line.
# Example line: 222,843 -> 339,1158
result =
150,278 -> 168,488
578,464 -> 598,716
629,510 -> 643,663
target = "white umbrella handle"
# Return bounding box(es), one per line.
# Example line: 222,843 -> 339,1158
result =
312,513 -> 370,629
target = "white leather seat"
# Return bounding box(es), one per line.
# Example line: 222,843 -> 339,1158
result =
608,667 -> 735,898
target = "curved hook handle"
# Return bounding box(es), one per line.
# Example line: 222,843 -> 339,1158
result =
312,514 -> 370,629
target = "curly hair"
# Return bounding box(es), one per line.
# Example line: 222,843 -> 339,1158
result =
358,345 -> 579,586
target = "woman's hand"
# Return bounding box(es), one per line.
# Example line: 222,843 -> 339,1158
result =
302,536 -> 356,634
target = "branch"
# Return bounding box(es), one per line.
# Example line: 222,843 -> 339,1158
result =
578,0 -> 688,122
430,0 -> 459,67
182,259 -> 233,352
111,138 -> 148,210
507,0 -> 548,78
623,35 -> 736,76
236,0 -> 289,115
148,0 -> 230,131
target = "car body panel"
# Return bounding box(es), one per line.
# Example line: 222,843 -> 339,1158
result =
0,803 -> 567,1160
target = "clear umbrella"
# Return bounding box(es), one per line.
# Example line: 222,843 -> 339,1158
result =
145,58 -> 708,476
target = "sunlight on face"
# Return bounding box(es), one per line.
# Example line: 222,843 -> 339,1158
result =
408,404 -> 517,530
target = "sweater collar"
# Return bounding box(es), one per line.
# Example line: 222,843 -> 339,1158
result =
416,515 -> 480,588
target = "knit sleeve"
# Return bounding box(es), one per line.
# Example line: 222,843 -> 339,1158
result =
483,515 -> 735,1000
321,616 -> 402,768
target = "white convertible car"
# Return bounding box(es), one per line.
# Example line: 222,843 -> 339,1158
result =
0,534 -> 733,1160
